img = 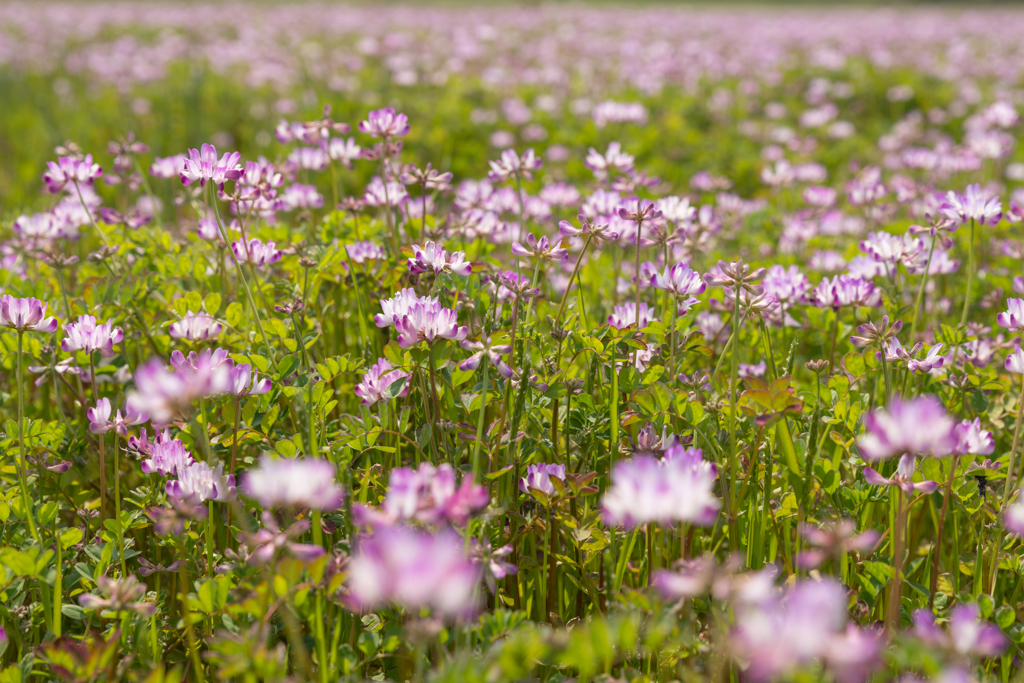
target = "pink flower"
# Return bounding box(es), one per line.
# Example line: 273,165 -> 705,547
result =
651,263 -> 706,313
601,446 -> 719,528
140,430 -> 194,476
226,363 -> 271,397
996,298 -> 1024,330
346,526 -> 481,617
487,148 -> 542,182
42,155 -> 102,193
459,337 -> 513,378
169,311 -> 222,341
61,314 -> 123,356
126,353 -> 232,424
372,463 -> 489,527
519,463 -> 566,497
407,241 -> 472,277
954,418 -> 994,456
394,301 -> 468,348
1007,344 -> 1024,374
354,358 -> 410,407
180,144 -> 243,188
358,108 -> 410,138
511,232 -> 568,263
166,461 -> 236,504
243,511 -> 325,565
240,455 -> 345,510
231,238 -> 282,268
941,184 -> 1002,226
913,603 -> 1007,657
0,296 -> 58,333
87,398 -> 147,436
608,302 -> 659,329
374,288 -> 435,329
857,395 -> 957,461
585,142 -> 634,180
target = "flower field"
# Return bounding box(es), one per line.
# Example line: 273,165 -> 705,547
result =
5,3 -> 1024,682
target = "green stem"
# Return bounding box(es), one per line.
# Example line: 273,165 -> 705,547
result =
959,218 -> 975,327
908,237 -> 937,344
472,361 -> 489,478
15,331 -> 39,543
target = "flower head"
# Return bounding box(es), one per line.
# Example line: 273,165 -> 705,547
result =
601,446 -> 719,527
913,604 -> 1007,657
459,336 -> 513,378
394,301 -> 468,348
558,214 -> 620,248
78,575 -> 154,616
242,511 -> 325,566
857,395 -> 957,461
651,263 -> 706,313
358,108 -> 410,138
169,311 -> 223,341
166,461 -> 236,504
354,358 -> 410,407
488,148 -> 542,183
180,144 -> 243,188
511,233 -> 569,263
61,314 -> 123,356
43,155 -> 102,193
232,238 -> 282,268
346,526 -> 481,617
941,184 -> 1002,226
996,298 -> 1024,331
0,296 -> 58,333
519,463 -> 566,497
608,302 -> 659,329
407,241 -> 472,277
240,455 -> 345,510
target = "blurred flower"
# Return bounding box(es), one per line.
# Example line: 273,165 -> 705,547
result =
43,155 -> 102,192
487,148 -> 542,182
345,240 -> 386,264
166,461 -> 236,504
169,311 -> 222,341
232,238 -> 282,268
558,214 -> 620,248
358,107 -> 410,138
858,395 -> 956,461
346,525 -> 481,617
797,519 -> 879,569
913,604 -> 1007,657
87,398 -> 147,436
608,302 -> 659,329
850,315 -> 903,348
243,511 -> 325,565
459,336 -> 513,378
374,288 -> 436,328
1005,343 -> 1024,374
996,298 -> 1024,331
811,275 -> 881,309
941,184 -> 1002,226
602,446 -> 719,527
356,463 -> 488,527
227,363 -> 272,397
470,537 -> 517,594
240,455 -> 345,510
78,575 -> 154,616
140,431 -> 194,476
954,418 -> 994,456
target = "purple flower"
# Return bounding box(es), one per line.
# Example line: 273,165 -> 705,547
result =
346,525 -> 481,617
857,395 -> 957,462
459,337 -> 513,378
797,520 -> 879,569
519,463 -> 566,496
42,155 -> 102,193
470,538 -> 518,594
913,604 -> 1008,657
141,431 -> 194,476
240,455 -> 345,510
859,231 -> 926,270
996,298 -> 1024,330
1006,343 -> 1024,374
354,358 -> 410,407
168,311 -> 223,341
601,447 -> 719,528
279,183 -> 324,211
651,263 -> 706,313
328,137 -> 362,166
87,398 -> 147,436
941,184 -> 1002,226
954,418 -> 994,456
407,241 -> 472,277
487,148 -> 542,182
511,232 -> 569,263
243,511 -> 325,566
232,238 -> 282,268
166,461 -> 236,504
0,296 -> 58,333
358,108 -> 410,138
907,343 -> 946,373
608,302 -> 659,329
363,176 -> 408,207
394,301 -> 468,348
180,144 -> 242,188
61,314 -> 123,356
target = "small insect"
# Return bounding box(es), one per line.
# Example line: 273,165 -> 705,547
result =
974,474 -> 988,499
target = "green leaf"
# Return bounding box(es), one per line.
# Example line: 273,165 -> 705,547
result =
996,605 -> 1016,630
384,375 -> 409,400
261,405 -> 280,434
205,292 -> 222,315
60,528 -> 84,550
278,354 -> 301,378
225,302 -> 246,328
